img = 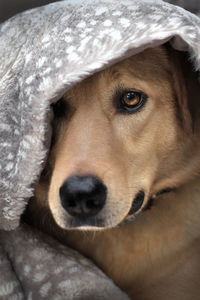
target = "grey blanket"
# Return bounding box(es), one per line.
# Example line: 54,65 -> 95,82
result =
0,0 -> 200,299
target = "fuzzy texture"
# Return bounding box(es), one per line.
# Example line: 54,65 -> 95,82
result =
0,225 -> 129,299
0,0 -> 200,298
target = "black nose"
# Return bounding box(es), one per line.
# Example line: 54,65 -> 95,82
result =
59,175 -> 107,218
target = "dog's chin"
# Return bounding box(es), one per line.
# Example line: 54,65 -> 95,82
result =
55,212 -> 138,231
62,213 -> 141,230
54,213 -> 125,231
53,214 -> 113,231
69,216 -> 107,229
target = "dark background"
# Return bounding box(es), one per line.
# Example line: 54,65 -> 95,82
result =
0,0 -> 60,23
166,0 -> 200,13
0,0 -> 200,24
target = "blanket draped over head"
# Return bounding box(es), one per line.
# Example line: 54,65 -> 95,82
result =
0,0 -> 199,298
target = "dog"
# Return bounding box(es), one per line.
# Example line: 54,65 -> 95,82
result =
25,44 -> 200,299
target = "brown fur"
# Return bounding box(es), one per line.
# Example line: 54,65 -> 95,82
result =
25,45 -> 200,299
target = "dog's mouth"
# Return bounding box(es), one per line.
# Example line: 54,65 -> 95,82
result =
119,190 -> 150,226
56,181 -> 172,230
64,190 -> 148,229
119,188 -> 173,226
69,216 -> 105,229
127,190 -> 145,215
121,194 -> 152,226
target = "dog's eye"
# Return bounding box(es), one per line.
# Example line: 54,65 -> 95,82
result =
117,91 -> 148,113
123,92 -> 141,106
51,97 -> 66,118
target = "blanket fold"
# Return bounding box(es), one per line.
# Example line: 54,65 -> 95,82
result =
0,224 -> 129,299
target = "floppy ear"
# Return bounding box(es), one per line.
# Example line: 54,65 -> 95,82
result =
166,44 -> 194,134
180,51 -> 200,134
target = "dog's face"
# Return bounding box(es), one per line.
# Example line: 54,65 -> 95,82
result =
44,46 -> 193,229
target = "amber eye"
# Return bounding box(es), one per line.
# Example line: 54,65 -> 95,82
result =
123,92 -> 141,106
118,91 -> 148,113
51,97 -> 67,118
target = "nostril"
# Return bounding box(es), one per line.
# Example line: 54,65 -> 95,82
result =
68,199 -> 76,208
59,175 -> 107,218
86,197 -> 103,210
87,199 -> 96,209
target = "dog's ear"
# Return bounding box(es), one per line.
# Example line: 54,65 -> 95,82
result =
165,45 -> 191,133
165,44 -> 200,134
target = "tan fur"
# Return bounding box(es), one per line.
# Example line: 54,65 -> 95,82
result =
26,46 -> 200,299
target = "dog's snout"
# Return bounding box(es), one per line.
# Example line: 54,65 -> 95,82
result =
59,175 -> 107,218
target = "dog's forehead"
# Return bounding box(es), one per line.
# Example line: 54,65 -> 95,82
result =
108,47 -> 170,81
98,46 -> 170,84
66,46 -> 171,101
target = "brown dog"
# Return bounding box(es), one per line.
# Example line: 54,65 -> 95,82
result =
26,45 -> 200,299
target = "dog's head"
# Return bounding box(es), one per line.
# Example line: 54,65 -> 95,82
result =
41,45 -> 199,230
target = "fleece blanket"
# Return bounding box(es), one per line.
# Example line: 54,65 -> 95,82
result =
0,0 -> 200,299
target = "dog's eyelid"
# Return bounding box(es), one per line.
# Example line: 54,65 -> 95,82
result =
113,87 -> 148,114
113,86 -> 147,99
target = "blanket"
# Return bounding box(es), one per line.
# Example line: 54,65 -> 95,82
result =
0,0 -> 200,298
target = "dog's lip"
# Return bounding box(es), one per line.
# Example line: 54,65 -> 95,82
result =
118,192 -> 150,227
128,190 -> 145,215
120,188 -> 173,226
120,210 -> 144,226
71,225 -> 106,231
69,215 -> 105,228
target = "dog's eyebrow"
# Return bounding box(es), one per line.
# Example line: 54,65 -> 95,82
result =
108,68 -> 121,81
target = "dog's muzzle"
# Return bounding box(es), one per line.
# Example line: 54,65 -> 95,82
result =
59,175 -> 148,228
